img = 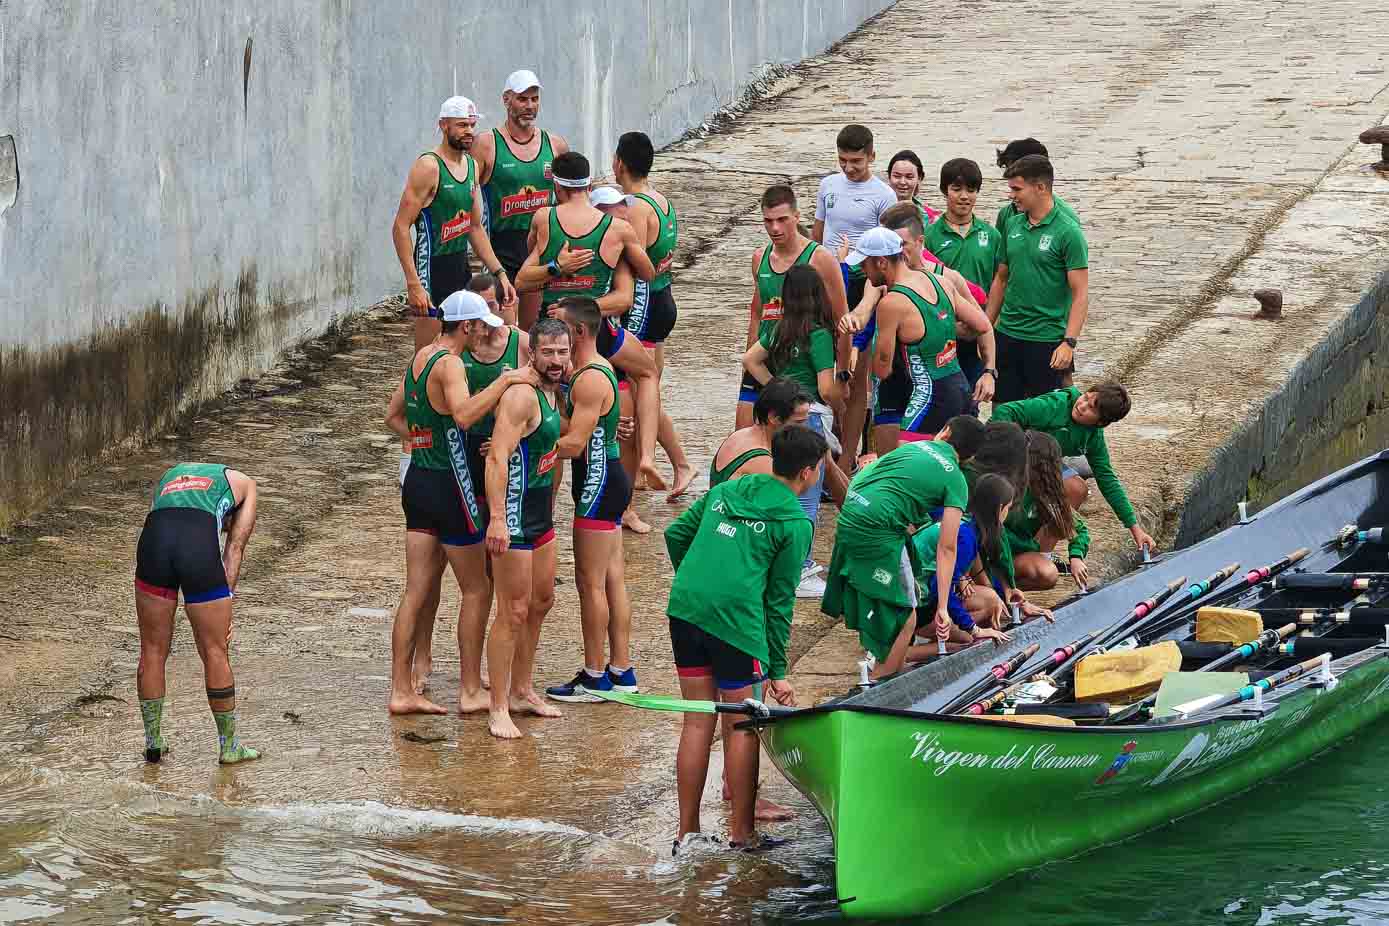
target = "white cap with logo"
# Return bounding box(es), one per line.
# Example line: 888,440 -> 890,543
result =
503,69 -> 543,95
845,226 -> 906,266
439,290 -> 504,327
439,96 -> 481,120
589,186 -> 627,208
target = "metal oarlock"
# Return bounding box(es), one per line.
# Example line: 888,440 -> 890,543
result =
1011,602 -> 1021,626
858,654 -> 875,688
1141,546 -> 1152,564
1252,685 -> 1264,710
1238,500 -> 1250,524
1317,652 -> 1338,691
1382,625 -> 1389,649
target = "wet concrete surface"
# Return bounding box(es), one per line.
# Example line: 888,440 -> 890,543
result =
3,0 -> 1389,921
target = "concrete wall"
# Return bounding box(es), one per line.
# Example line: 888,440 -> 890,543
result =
0,0 -> 893,529
1175,266 -> 1389,548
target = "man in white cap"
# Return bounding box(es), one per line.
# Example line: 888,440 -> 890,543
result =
383,290 -> 539,715
392,96 -> 518,353
472,70 -> 569,332
839,227 -> 989,453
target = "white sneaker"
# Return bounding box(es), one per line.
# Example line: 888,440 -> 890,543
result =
796,570 -> 827,599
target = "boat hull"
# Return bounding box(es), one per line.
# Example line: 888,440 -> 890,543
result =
760,650 -> 1389,919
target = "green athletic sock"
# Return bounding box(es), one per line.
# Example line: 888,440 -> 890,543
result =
140,697 -> 168,761
212,709 -> 260,764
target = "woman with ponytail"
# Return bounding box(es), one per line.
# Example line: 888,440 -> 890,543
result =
1008,430 -> 1091,590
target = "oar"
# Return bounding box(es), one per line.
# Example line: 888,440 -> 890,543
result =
1110,564 -> 1241,649
1277,636 -> 1384,658
1164,654 -> 1328,719
589,689 -> 796,717
952,632 -> 1096,714
1256,608 -> 1389,626
1137,549 -> 1309,644
1105,623 -> 1298,725
1329,525 -> 1386,548
1043,576 -> 1190,695
1273,573 -> 1389,592
938,643 -> 1040,714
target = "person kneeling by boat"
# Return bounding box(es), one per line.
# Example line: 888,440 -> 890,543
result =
823,415 -> 987,678
904,474 -> 1051,662
1007,430 -> 1091,590
664,424 -> 828,854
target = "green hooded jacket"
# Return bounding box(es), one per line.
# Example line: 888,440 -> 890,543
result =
990,387 -> 1137,528
664,474 -> 812,680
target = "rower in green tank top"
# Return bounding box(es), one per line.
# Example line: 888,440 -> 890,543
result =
710,447 -> 771,488
484,128 -> 555,237
150,463 -> 238,530
461,327 -> 522,439
539,209 -> 616,312
755,241 -> 819,342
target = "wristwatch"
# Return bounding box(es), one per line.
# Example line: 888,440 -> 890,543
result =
982,368 -> 998,379
1062,336 -> 1078,348
836,369 -> 852,383
546,259 -> 562,278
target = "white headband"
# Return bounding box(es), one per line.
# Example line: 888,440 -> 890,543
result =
554,175 -> 591,189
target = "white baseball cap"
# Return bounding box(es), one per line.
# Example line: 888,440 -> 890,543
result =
439,290 -> 504,327
503,69 -> 542,95
439,96 -> 481,120
589,186 -> 627,207
845,226 -> 906,266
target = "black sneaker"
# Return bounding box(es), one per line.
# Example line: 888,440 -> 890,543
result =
728,833 -> 789,853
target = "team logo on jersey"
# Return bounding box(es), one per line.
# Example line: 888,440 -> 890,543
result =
825,193 -> 836,209
160,475 -> 213,496
543,162 -> 553,179
762,297 -> 784,322
440,212 -> 472,244
935,340 -> 958,367
408,426 -> 434,450
550,274 -> 598,291
500,185 -> 550,218
536,448 -> 557,475
1038,234 -> 1053,252
977,231 -> 990,247
873,568 -> 892,586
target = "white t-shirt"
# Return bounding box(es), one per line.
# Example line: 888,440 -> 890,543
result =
815,174 -> 896,254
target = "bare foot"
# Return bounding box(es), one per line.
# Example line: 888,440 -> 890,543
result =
639,458 -> 668,492
511,692 -> 563,718
623,508 -> 654,534
457,689 -> 490,714
488,709 -> 523,739
665,464 -> 697,502
754,797 -> 795,821
388,693 -> 448,715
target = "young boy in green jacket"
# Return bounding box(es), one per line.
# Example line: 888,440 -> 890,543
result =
990,383 -> 1156,553
664,424 -> 828,854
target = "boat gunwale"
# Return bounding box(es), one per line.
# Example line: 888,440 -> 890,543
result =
749,645 -> 1389,735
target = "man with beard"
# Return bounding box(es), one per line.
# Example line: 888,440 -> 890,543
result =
392,95 -> 517,352
481,317 -> 570,738
545,296 -> 638,702
473,70 -> 570,332
383,291 -> 538,715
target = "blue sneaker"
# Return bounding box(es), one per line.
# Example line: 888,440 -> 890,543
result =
546,669 -> 612,703
606,665 -> 639,693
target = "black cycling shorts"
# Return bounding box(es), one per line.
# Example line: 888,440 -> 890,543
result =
623,283 -> 678,346
490,229 -> 532,282
571,453 -> 632,529
402,465 -> 484,546
425,252 -> 473,314
669,616 -> 765,690
134,508 -> 231,604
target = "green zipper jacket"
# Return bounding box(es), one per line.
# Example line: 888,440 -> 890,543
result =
664,474 -> 812,680
990,387 -> 1137,528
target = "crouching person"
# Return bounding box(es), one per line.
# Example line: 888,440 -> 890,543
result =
663,424 -> 827,854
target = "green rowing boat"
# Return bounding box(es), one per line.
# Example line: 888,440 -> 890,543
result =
752,448 -> 1389,918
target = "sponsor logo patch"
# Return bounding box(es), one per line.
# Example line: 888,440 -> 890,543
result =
500,186 -> 549,218
440,212 -> 472,243
551,274 -> 598,291
654,253 -> 675,274
935,339 -> 957,367
408,426 -> 434,450
536,448 -> 557,475
762,296 -> 784,322
160,475 -> 214,496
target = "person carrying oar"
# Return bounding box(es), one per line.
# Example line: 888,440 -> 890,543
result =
663,424 -> 828,855
822,415 -> 987,677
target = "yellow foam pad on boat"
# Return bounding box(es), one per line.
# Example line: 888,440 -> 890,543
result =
1073,640 -> 1182,703
973,713 -> 1076,727
1195,607 -> 1263,645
